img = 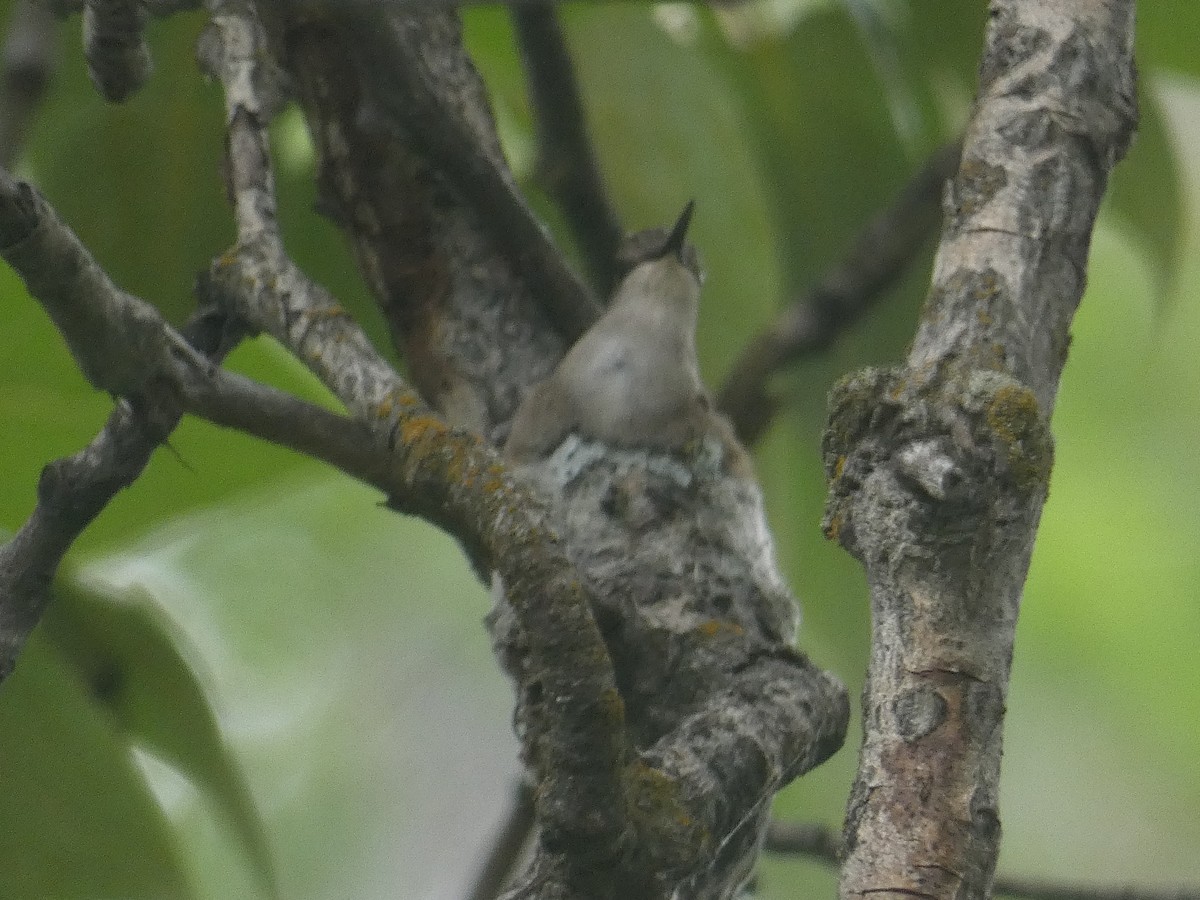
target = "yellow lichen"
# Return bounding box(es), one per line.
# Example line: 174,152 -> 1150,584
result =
698,620 -> 745,638
824,513 -> 843,543
623,761 -> 712,863
399,415 -> 448,447
985,383 -> 1052,491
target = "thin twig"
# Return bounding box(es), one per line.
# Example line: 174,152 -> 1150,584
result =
513,6 -> 624,295
717,141 -> 961,445
763,821 -> 1200,900
0,306 -> 243,683
466,780 -> 535,900
0,0 -> 57,168
201,1 -> 290,245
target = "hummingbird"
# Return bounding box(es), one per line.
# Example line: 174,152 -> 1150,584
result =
505,202 -> 743,470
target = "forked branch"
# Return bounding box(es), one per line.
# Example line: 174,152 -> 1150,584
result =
826,2 -> 1137,897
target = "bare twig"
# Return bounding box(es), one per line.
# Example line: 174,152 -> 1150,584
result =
466,780 -> 535,900
0,0 -> 57,168
718,141 -> 960,445
512,6 -> 624,295
0,302 -> 244,682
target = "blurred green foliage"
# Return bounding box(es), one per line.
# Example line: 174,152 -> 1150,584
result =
0,1 -> 1197,897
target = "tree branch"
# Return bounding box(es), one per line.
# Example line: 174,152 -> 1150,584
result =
718,141 -> 960,446
512,5 -> 625,295
0,303 -> 242,683
825,3 -> 1137,898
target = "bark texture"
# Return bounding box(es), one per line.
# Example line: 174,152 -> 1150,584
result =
491,436 -> 846,899
826,2 -> 1136,898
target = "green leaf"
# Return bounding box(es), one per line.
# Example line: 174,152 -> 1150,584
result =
703,6 -> 926,287
898,0 -> 989,93
81,475 -> 511,900
1138,0 -> 1200,80
40,580 -> 279,899
0,634 -> 191,899
24,11 -> 230,325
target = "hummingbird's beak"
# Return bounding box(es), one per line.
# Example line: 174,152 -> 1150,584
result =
661,200 -> 695,261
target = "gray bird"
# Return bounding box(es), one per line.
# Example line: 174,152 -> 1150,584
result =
505,203 -> 744,470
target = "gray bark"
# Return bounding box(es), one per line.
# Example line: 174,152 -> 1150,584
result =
825,2 -> 1137,897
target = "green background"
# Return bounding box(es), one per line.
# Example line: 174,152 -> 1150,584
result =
0,1 -> 1196,897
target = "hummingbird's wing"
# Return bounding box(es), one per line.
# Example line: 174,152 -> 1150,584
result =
503,377 -> 577,464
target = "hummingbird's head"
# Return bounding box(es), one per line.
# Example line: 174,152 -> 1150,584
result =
608,202 -> 703,321
615,201 -> 704,286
